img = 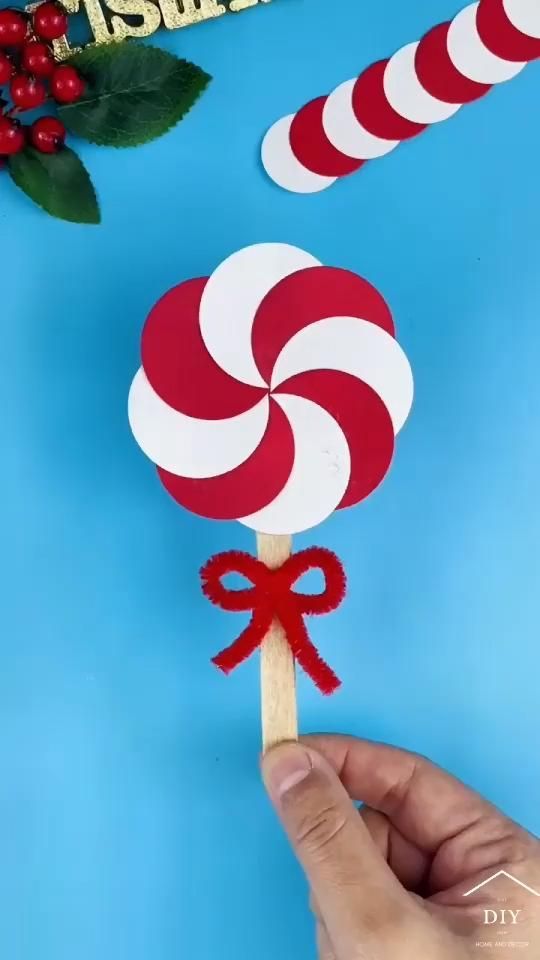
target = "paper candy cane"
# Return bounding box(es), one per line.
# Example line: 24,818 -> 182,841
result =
128,244 -> 413,746
262,0 -> 540,193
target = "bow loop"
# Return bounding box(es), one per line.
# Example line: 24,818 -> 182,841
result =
282,547 -> 347,615
201,550 -> 264,612
200,546 -> 347,695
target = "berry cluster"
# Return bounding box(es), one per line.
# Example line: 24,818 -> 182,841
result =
0,3 -> 85,159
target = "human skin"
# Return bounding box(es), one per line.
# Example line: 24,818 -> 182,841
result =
261,735 -> 540,959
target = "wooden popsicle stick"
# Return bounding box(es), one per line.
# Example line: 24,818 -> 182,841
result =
257,532 -> 298,752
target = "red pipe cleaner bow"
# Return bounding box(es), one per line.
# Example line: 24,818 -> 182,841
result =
200,546 -> 346,695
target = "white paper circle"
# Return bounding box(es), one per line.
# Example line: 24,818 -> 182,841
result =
199,243 -> 321,389
261,115 -> 337,194
239,394 -> 350,535
448,2 -> 526,83
503,0 -> 540,38
322,78 -> 399,160
128,369 -> 270,478
384,42 -> 462,123
271,316 -> 414,435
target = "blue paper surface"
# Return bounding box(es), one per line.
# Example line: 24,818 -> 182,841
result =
0,1 -> 539,957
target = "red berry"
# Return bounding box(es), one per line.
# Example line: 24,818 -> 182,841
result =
0,50 -> 14,84
10,73 -> 46,110
0,115 -> 25,155
30,114 -> 65,153
50,63 -> 84,103
32,2 -> 68,41
21,39 -> 54,77
0,8 -> 28,47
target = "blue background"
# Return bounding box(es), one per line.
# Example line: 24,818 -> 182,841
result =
0,0 -> 539,957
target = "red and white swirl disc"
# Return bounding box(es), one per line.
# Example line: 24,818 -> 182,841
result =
128,244 -> 414,535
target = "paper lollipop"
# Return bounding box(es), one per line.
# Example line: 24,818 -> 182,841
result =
262,0 -> 540,193
128,243 -> 414,746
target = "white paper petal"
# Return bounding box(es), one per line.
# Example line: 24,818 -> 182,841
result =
261,115 -> 338,194
448,2 -> 525,83
128,368 -> 269,478
239,394 -> 350,535
271,316 -> 414,435
322,78 -> 399,159
384,42 -> 462,123
199,243 -> 321,389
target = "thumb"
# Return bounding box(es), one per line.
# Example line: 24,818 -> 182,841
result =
261,742 -> 420,958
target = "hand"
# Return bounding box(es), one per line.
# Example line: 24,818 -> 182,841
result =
261,735 -> 540,959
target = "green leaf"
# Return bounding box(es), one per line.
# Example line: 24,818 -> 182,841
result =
8,146 -> 100,224
59,43 -> 211,148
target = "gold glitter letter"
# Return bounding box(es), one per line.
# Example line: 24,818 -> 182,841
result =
158,0 -> 225,30
229,0 -> 271,10
78,0 -> 115,41
107,0 -> 162,38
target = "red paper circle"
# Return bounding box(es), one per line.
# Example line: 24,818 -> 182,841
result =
276,370 -> 395,509
157,398 -> 294,520
415,22 -> 492,104
477,0 -> 540,62
141,278 -> 265,418
289,97 -> 364,177
352,60 -> 427,141
252,265 -> 394,384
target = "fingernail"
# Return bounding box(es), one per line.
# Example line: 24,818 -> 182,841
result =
261,743 -> 313,798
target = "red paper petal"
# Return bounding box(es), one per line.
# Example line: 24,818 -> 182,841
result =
415,22 -> 492,104
157,398 -> 294,520
352,60 -> 427,141
477,0 -> 540,62
289,97 -> 364,177
276,370 -> 395,509
141,278 -> 265,419
251,266 -> 394,383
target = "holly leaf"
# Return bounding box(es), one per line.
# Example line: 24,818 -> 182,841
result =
59,44 -> 211,148
8,146 -> 100,224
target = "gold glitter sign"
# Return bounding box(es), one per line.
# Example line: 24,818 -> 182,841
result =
25,0 -> 272,60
